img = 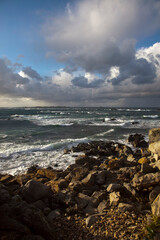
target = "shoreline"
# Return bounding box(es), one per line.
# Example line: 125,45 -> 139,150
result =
0,131 -> 160,239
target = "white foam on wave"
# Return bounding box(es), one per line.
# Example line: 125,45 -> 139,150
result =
143,115 -> 158,118
94,129 -> 114,137
11,114 -> 75,126
0,137 -> 90,175
0,134 -> 8,139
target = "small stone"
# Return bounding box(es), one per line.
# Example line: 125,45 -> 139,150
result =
47,209 -> 61,221
109,192 -> 120,206
138,157 -> 149,164
86,215 -> 98,227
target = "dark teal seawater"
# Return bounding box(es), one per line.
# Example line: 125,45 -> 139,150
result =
0,107 -> 160,174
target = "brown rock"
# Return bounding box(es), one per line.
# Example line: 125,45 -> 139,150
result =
132,172 -> 160,188
151,193 -> 160,216
109,192 -> 120,206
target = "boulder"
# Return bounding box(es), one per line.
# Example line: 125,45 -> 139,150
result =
149,186 -> 160,203
96,170 -> 107,185
107,184 -> 123,193
75,193 -> 98,210
48,179 -> 68,192
82,172 -> 96,185
140,163 -> 154,174
151,193 -> 160,216
36,168 -> 62,180
118,203 -> 134,212
132,172 -> 160,188
149,128 -> 160,158
127,134 -> 148,148
20,180 -> 50,203
65,166 -> 89,182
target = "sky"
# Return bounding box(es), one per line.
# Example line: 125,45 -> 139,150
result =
0,0 -> 160,107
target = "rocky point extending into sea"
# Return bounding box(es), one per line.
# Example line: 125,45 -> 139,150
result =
1,128 -> 160,240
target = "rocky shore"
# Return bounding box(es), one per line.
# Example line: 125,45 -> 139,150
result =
1,129 -> 160,239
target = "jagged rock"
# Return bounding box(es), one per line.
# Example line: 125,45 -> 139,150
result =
127,154 -> 136,162
65,166 -> 89,182
10,201 -> 54,239
20,180 -> 50,203
76,193 -> 98,210
128,134 -> 148,148
84,205 -> 97,215
118,203 -> 134,212
86,215 -> 98,227
141,163 -> 154,174
97,200 -> 108,213
47,209 -> 61,221
151,160 -> 160,170
92,191 -> 106,202
132,172 -> 160,188
149,186 -> 160,203
48,178 -> 68,192
151,193 -> 160,216
75,155 -> 100,166
36,168 -> 62,180
109,192 -> 120,206
149,128 -> 160,157
107,183 -> 122,193
96,170 -> 107,185
82,172 -> 96,185
68,181 -> 84,192
138,157 -> 149,164
123,183 -> 136,197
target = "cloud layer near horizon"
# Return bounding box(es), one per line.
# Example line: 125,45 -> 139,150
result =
0,0 -> 160,107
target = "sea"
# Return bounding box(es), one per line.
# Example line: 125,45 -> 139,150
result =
0,107 -> 160,175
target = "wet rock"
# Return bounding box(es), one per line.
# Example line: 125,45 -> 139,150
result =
151,193 -> 160,216
109,192 -> 120,206
128,134 -> 148,148
20,180 -> 50,203
86,215 -> 98,227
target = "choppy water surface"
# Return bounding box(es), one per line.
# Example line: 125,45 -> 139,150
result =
0,107 -> 160,174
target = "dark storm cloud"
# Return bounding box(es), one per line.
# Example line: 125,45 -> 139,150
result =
111,58 -> 157,85
72,76 -> 105,88
22,67 -> 43,81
